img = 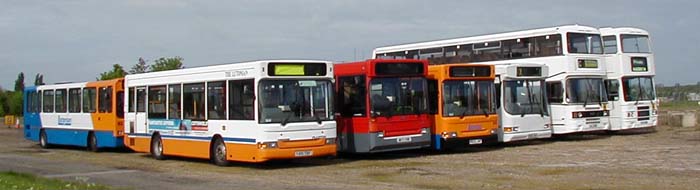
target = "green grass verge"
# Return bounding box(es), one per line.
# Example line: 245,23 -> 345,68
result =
660,101 -> 700,111
0,171 -> 109,190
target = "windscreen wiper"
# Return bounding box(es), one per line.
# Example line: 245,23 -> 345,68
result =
524,80 -> 534,117
634,78 -> 643,105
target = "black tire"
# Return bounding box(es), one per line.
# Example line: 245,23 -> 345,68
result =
211,138 -> 229,166
150,135 -> 166,160
87,133 -> 98,152
39,130 -> 49,148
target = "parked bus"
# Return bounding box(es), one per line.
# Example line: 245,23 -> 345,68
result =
600,27 -> 657,130
373,25 -> 610,135
334,59 -> 431,153
123,60 -> 336,165
426,64 -> 498,149
493,63 -> 552,142
23,78 -> 125,151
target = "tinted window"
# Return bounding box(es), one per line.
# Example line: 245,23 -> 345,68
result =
183,83 -> 205,120
43,90 -> 54,112
207,81 -> 226,120
83,88 -> 97,113
229,79 -> 255,120
603,35 -> 618,54
55,89 -> 67,113
148,86 -> 166,119
68,88 -> 81,113
337,75 -> 366,117
546,82 -> 563,103
168,84 -> 181,119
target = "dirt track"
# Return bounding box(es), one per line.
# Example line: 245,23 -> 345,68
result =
1,121 -> 699,190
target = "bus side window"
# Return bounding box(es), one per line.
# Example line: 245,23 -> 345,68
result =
546,82 -> 563,103
605,79 -> 619,101
229,79 -> 255,120
83,88 -> 97,113
427,79 -> 438,114
495,83 -> 501,109
43,90 -> 54,113
338,75 -> 366,117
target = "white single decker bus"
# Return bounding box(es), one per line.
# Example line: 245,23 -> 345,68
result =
373,25 -> 610,135
493,63 -> 552,142
123,60 -> 337,165
600,27 -> 657,131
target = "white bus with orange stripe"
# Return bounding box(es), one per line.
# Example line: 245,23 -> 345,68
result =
123,60 -> 337,165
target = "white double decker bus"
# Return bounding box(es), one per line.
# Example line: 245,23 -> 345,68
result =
123,60 -> 337,165
600,27 -> 657,130
373,25 -> 610,135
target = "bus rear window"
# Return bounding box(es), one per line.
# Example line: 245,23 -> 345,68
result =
375,62 -> 424,76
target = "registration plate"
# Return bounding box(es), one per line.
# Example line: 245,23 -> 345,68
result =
528,133 -> 538,139
396,136 -> 412,143
294,150 -> 313,157
640,121 -> 648,125
468,139 -> 483,145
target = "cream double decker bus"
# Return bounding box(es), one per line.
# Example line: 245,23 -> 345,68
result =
373,25 -> 610,135
123,60 -> 337,165
600,27 -> 657,131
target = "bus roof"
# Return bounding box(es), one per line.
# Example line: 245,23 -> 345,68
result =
125,59 -> 331,80
373,24 -> 599,55
599,27 -> 650,36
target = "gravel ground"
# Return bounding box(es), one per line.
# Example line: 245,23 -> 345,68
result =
1,119 -> 699,190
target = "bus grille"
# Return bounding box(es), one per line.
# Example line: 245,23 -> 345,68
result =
637,106 -> 650,121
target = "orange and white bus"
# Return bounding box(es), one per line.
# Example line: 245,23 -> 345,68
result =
426,64 -> 498,149
123,60 -> 337,165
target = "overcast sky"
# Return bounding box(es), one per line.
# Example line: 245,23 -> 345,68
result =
1,0 -> 698,89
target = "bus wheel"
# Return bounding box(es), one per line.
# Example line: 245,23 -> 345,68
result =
211,138 -> 229,166
150,135 -> 166,160
39,130 -> 49,149
87,133 -> 98,152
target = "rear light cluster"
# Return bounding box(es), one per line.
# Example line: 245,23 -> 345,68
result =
572,110 -> 609,118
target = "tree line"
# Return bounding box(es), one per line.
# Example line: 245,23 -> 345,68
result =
1,56 -> 184,117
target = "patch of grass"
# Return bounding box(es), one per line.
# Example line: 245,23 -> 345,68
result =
0,171 -> 109,190
660,101 -> 700,111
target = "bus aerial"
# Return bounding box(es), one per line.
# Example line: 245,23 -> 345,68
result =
23,78 -> 126,151
600,27 -> 657,131
373,25 -> 610,135
426,64 -> 498,149
123,60 -> 337,165
334,59 -> 432,153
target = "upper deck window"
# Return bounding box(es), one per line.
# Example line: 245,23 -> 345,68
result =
603,35 -> 618,54
621,34 -> 651,53
567,33 -> 603,54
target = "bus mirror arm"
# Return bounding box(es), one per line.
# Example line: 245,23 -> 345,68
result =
545,71 -> 567,79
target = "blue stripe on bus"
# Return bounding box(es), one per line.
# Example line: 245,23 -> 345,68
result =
127,133 -> 256,143
43,128 -> 124,148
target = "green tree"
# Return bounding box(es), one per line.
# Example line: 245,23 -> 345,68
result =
8,92 -> 22,116
150,56 -> 183,72
130,57 -> 149,74
0,87 -> 5,116
14,72 -> 24,92
98,64 -> 127,80
34,73 -> 44,86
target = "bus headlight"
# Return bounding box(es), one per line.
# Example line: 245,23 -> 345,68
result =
258,142 -> 278,149
325,138 -> 336,144
421,128 -> 428,134
377,132 -> 384,138
441,131 -> 457,139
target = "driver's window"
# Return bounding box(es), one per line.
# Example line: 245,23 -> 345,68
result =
605,79 -> 619,101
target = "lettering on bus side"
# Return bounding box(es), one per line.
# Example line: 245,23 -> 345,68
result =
225,70 -> 250,78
